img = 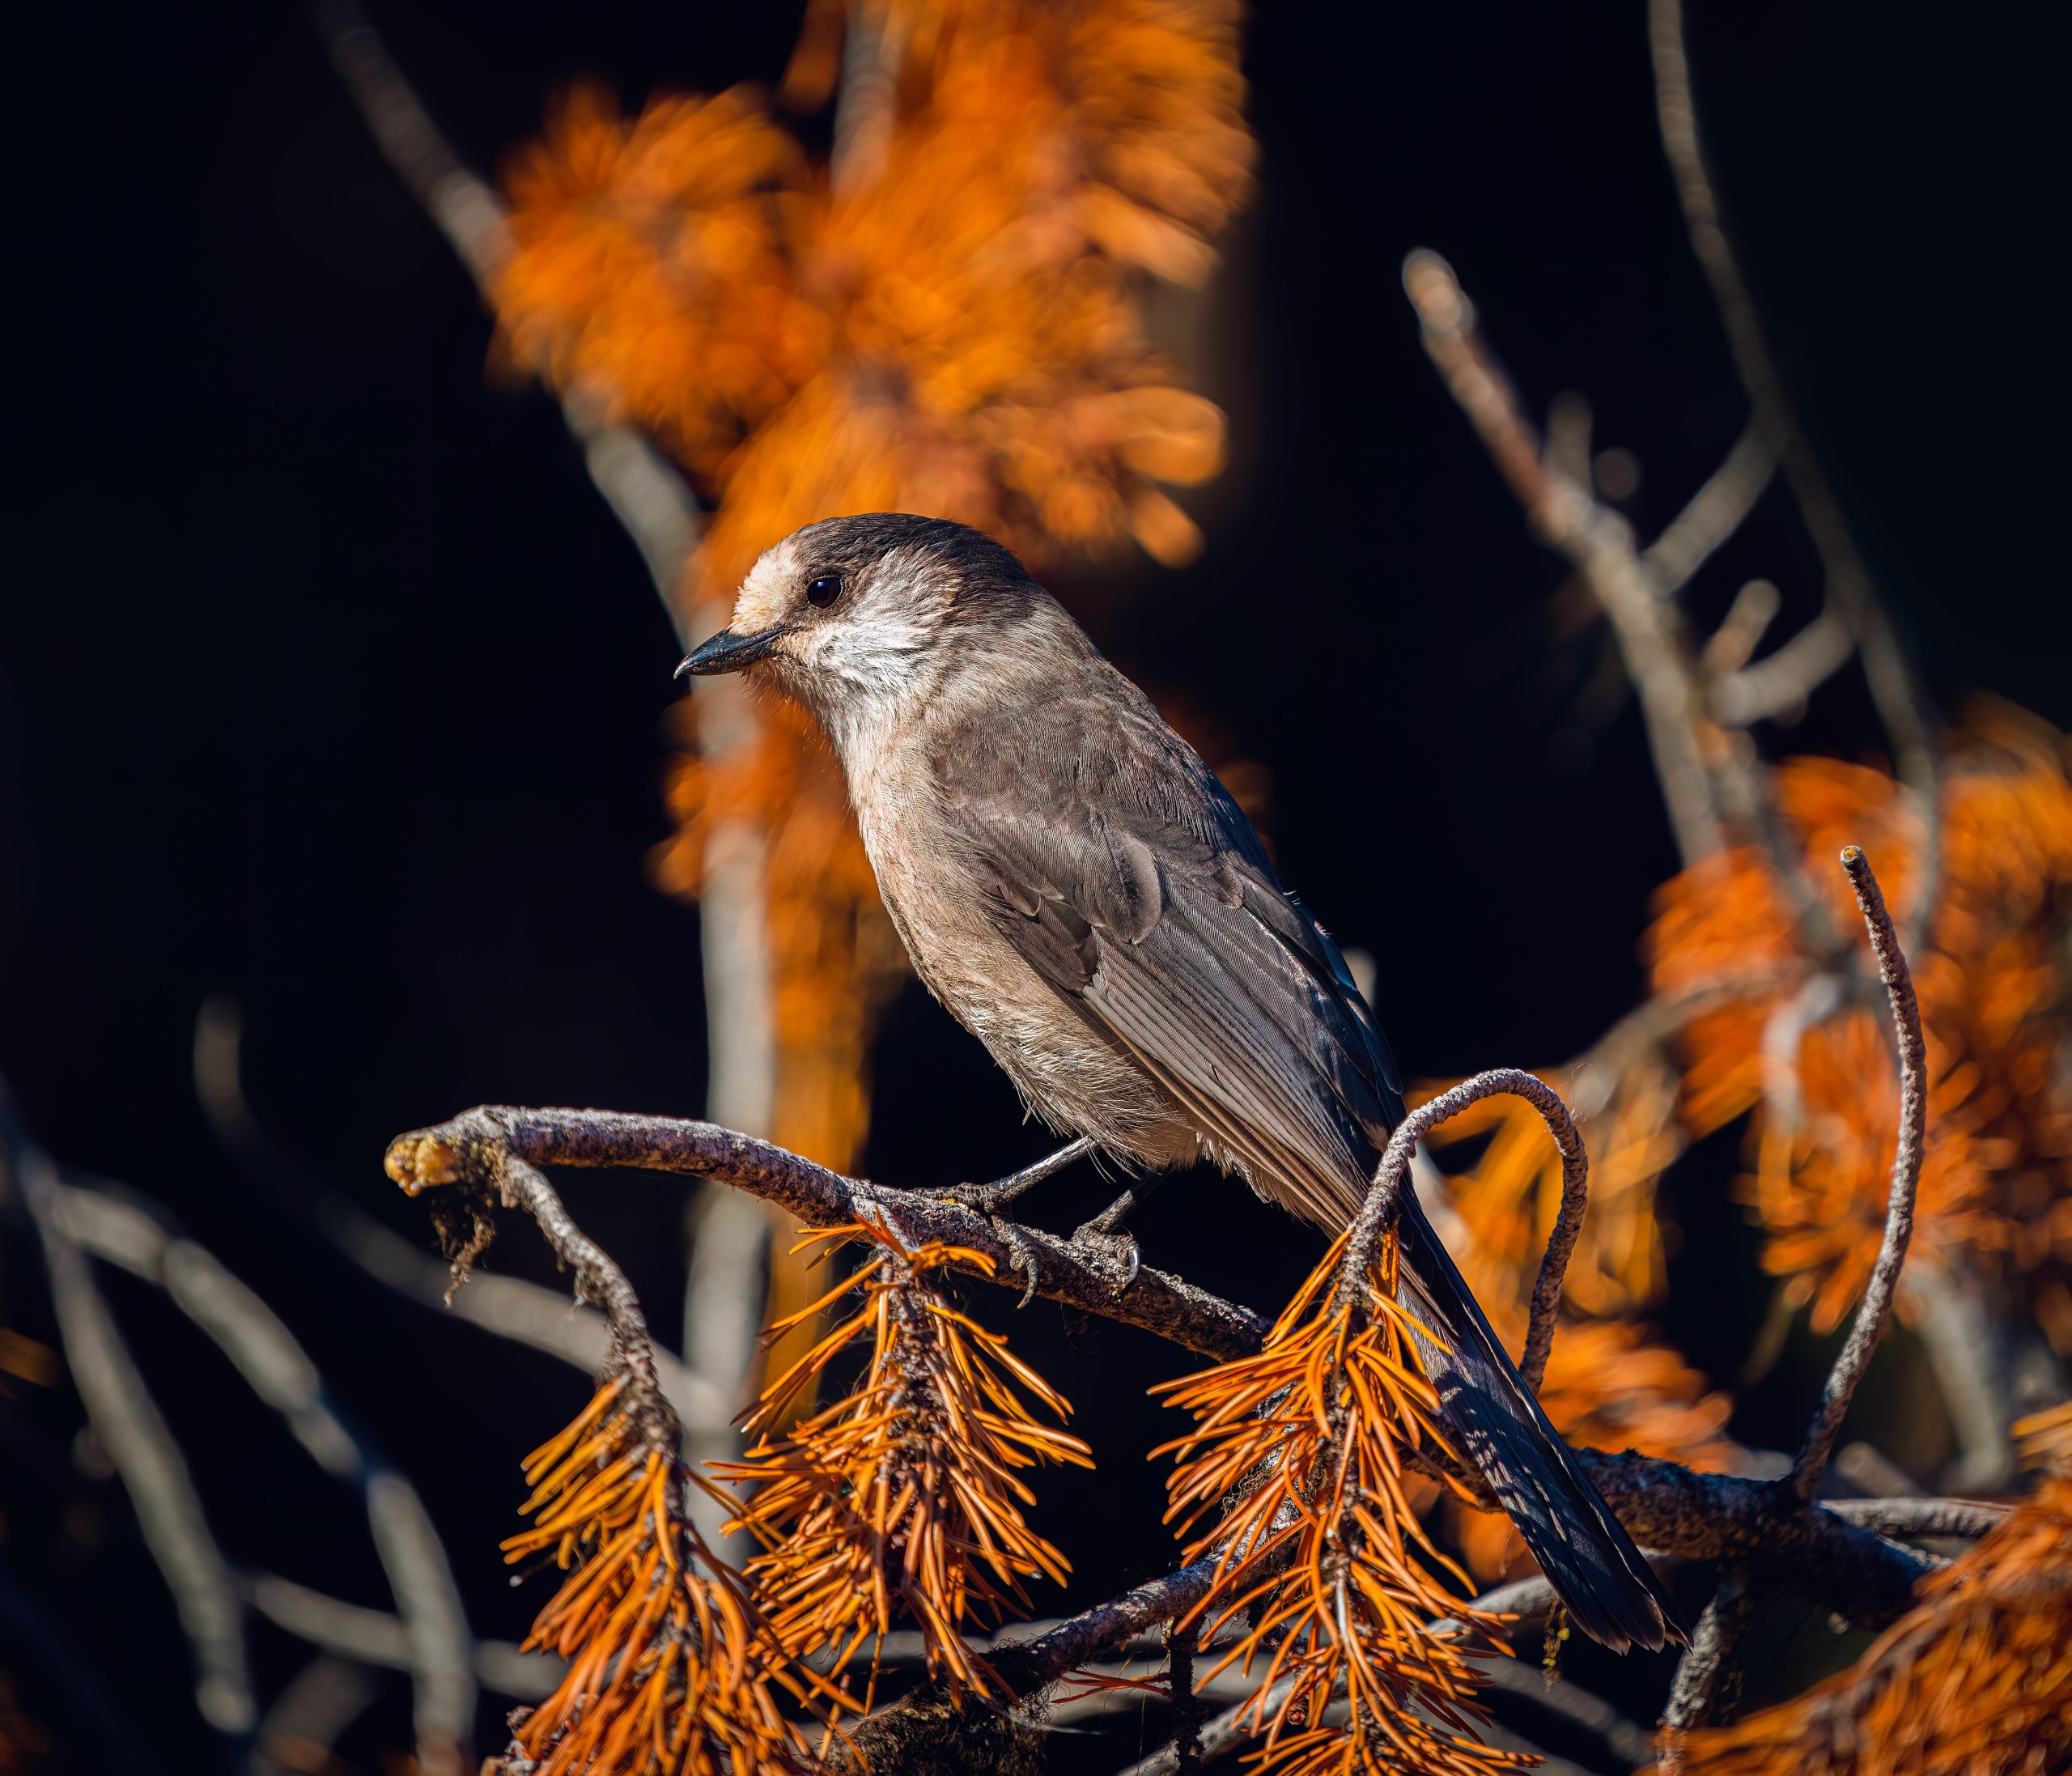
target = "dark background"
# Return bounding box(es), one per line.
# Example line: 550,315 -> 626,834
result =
2,1 -> 2059,1768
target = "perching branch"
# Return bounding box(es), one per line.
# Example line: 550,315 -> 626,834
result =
1336,1067 -> 1585,1391
1790,847 -> 1925,1498
386,1107 -> 1271,1362
384,1101 -> 1950,1632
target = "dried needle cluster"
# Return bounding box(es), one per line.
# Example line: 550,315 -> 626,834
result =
1153,1230 -> 1530,1776
495,1376 -> 835,1776
715,1222 -> 1092,1701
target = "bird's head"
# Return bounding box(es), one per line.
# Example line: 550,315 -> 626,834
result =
676,514 -> 1047,751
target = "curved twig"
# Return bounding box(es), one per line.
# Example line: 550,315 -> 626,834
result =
1336,1068 -> 1585,1391
1790,848 -> 1925,1499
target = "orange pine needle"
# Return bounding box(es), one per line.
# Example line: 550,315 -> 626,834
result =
495,1379 -> 839,1776
712,1219 -> 1091,1703
1153,1230 -> 1532,1776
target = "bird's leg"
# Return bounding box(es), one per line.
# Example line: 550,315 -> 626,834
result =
940,1135 -> 1095,1214
937,1137 -> 1096,1309
1066,1173 -> 1170,1289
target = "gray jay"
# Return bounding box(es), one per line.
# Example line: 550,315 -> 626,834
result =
678,512 -> 1679,1653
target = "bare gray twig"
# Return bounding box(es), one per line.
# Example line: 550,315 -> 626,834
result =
1403,248 -> 1726,867
246,1575 -> 554,1700
1791,848 -> 1925,1499
45,1179 -> 476,1774
1647,0 -> 1942,951
16,1153 -> 254,1736
1644,421 -> 1775,594
256,1658 -> 380,1776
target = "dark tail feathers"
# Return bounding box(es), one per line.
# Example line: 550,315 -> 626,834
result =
1392,1192 -> 1685,1653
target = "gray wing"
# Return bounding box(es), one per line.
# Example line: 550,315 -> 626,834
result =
936,670 -> 1681,1652
934,673 -> 1401,1226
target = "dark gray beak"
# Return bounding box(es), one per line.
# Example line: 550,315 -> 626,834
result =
675,627 -> 783,678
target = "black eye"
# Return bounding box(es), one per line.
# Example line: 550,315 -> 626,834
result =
805,574 -> 843,608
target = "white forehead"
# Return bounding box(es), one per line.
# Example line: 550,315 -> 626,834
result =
730,534 -> 809,632
729,533 -> 955,634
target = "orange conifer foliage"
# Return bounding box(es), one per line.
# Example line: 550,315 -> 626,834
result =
1670,1402 -> 2072,1776
1154,1232 -> 1531,1776
714,1222 -> 1092,1701
495,1376 -> 836,1776
1648,716 -> 2072,1347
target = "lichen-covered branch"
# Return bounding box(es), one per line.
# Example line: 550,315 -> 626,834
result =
386,1107 -> 1271,1362
1658,1561 -> 1758,1752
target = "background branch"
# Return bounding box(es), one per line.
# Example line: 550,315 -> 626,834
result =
1790,848 -> 1925,1498
1647,0 -> 1941,941
15,1148 -> 255,1738
36,1166 -> 477,1773
194,999 -> 726,1437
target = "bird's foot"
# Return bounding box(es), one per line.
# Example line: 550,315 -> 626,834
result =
1065,1218 -> 1141,1290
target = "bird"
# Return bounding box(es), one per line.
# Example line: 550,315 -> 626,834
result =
677,512 -> 1681,1653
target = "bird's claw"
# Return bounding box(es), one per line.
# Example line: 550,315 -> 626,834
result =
992,1217 -> 1043,1308
1066,1221 -> 1141,1289
931,1191 -> 1043,1307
